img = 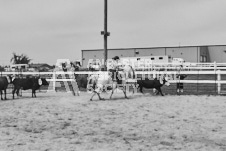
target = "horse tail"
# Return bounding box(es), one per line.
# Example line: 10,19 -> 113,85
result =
131,65 -> 136,79
128,65 -> 136,79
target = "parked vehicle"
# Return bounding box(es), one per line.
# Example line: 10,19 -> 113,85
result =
10,64 -> 29,72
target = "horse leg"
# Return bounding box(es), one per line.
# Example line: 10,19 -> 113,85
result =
90,92 -> 104,101
123,86 -> 128,99
71,87 -> 75,96
132,83 -> 135,94
109,83 -> 117,99
97,93 -> 104,100
90,92 -> 96,101
70,83 -> 76,96
110,89 -> 114,99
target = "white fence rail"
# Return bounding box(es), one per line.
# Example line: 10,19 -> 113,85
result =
1,70 -> 226,94
128,62 -> 226,70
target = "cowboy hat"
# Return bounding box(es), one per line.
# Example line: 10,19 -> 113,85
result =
112,56 -> 119,60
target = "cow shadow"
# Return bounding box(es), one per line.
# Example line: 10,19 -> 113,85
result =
132,92 -> 166,98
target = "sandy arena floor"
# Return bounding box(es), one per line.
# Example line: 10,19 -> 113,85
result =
0,91 -> 226,151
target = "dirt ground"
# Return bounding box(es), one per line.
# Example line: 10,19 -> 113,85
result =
0,91 -> 226,151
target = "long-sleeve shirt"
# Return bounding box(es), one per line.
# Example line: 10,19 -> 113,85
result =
108,60 -> 119,70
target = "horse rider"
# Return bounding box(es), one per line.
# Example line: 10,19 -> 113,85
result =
108,56 -> 121,83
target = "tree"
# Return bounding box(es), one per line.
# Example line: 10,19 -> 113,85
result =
10,53 -> 31,64
0,66 -> 4,71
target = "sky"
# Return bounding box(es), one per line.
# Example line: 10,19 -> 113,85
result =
1,0 -> 226,66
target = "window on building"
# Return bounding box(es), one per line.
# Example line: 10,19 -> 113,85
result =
159,57 -> 163,60
151,58 -> 155,60
200,56 -> 203,62
203,56 -> 207,62
200,55 -> 207,62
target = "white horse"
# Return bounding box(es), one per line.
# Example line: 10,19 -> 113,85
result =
87,65 -> 136,101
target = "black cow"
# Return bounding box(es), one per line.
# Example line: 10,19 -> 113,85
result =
137,76 -> 170,96
0,75 -> 12,100
12,77 -> 49,98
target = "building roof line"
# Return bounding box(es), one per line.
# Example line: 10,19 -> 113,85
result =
82,44 -> 226,51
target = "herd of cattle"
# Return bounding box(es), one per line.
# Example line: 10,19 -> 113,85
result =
0,73 -> 170,101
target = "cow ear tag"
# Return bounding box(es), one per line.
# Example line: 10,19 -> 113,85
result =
38,79 -> 42,85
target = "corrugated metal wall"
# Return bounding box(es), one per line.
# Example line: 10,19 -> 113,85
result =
82,45 -> 226,67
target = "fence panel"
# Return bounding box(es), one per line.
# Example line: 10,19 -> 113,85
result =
1,69 -> 226,95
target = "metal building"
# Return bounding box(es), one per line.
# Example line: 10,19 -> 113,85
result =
81,45 -> 226,68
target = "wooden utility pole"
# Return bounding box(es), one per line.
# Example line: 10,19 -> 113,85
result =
101,0 -> 110,71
